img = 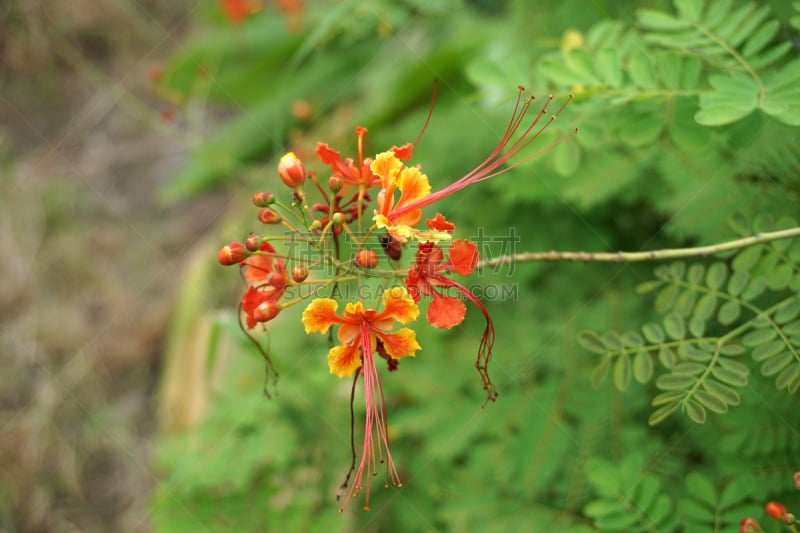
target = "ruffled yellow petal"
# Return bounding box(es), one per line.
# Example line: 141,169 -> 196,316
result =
378,328 -> 420,359
379,287 -> 419,324
302,298 -> 341,333
397,167 -> 430,205
328,341 -> 362,377
370,151 -> 403,188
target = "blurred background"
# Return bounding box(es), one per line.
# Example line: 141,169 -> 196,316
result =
2,0 -> 799,531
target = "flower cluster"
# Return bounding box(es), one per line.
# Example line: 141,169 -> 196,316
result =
217,86 -> 573,511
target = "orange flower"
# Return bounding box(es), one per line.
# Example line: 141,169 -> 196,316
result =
405,231 -> 497,403
302,287 -> 420,376
221,0 -> 260,25
302,287 -> 420,510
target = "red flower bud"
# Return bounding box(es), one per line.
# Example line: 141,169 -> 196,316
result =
356,249 -> 378,269
328,175 -> 344,192
739,517 -> 761,532
253,300 -> 280,322
258,209 -> 281,224
245,233 -> 261,252
292,264 -> 309,282
252,191 -> 275,207
217,242 -> 247,265
147,64 -> 163,83
278,152 -> 306,188
332,212 -> 345,225
765,501 -> 786,520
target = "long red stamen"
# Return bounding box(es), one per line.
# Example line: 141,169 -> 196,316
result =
412,79 -> 438,152
389,92 -> 574,220
338,325 -> 401,512
429,274 -> 497,403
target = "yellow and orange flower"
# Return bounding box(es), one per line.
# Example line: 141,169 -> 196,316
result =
371,151 -> 434,242
302,287 -> 421,377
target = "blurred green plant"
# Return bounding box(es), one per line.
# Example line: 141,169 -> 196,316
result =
153,0 -> 800,531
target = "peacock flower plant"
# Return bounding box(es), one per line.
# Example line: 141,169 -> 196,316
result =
216,84 -> 573,510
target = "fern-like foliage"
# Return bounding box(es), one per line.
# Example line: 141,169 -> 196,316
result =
581,215 -> 800,425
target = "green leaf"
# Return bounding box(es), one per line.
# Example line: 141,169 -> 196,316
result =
595,48 -> 623,88
694,389 -> 728,413
603,331 -> 624,351
717,301 -> 741,325
762,59 -> 800,126
614,352 -> 632,390
659,346 -> 676,369
579,331 -> 607,353
766,264 -> 793,290
637,9 -> 692,30
775,363 -> 800,390
656,284 -> 680,312
592,357 -> 611,387
656,373 -> 696,390
685,472 -> 716,506
628,48 -> 658,90
704,379 -> 741,405
760,350 -> 792,376
685,400 -> 706,423
732,246 -> 762,272
674,0 -> 702,22
727,271 -> 749,296
719,476 -> 753,507
672,362 -> 706,376
706,262 -> 727,290
664,313 -> 686,340
751,340 -> 785,362
774,298 -> 800,324
622,331 -> 645,348
618,113 -> 664,147
694,294 -> 717,321
742,327 -> 777,346
653,390 -> 685,406
742,20 -> 780,58
695,74 -> 759,126
643,323 -> 665,344
563,48 -> 600,84
741,277 -> 767,300
711,366 -> 747,387
649,402 -> 679,425
634,350 -> 654,383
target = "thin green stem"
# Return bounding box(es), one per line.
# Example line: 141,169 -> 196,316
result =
479,227 -> 800,269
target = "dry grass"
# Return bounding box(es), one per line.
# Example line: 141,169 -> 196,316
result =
0,1 -> 218,530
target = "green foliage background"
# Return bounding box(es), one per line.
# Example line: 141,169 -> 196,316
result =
153,0 -> 800,531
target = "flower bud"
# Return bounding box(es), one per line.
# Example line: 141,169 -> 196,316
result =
258,209 -> 281,224
252,191 -> 275,207
794,471 -> 800,490
278,152 -> 306,188
328,175 -> 344,193
292,264 -> 309,282
253,300 -> 280,322
765,502 -> 786,521
332,212 -> 345,226
739,518 -> 761,533
310,220 -> 322,231
356,249 -> 379,269
245,233 -> 261,252
217,242 -> 247,265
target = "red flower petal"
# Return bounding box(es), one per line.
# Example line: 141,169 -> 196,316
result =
315,142 -> 341,165
391,142 -> 414,160
444,239 -> 479,276
425,212 -> 455,231
427,291 -> 467,329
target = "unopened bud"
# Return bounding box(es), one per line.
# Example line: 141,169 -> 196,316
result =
794,471 -> 800,490
328,175 -> 344,193
310,220 -> 322,231
765,502 -> 786,521
292,264 -> 309,282
739,518 -> 761,533
258,209 -> 281,224
356,249 -> 379,269
245,233 -> 261,252
278,152 -> 306,188
252,191 -> 275,207
332,212 -> 345,225
253,300 -> 280,322
217,242 -> 247,265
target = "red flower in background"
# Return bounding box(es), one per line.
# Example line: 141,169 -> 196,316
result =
221,0 -> 260,25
